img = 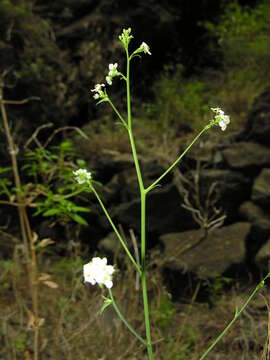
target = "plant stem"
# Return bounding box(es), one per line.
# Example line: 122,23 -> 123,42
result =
199,273 -> 270,360
0,90 -> 39,360
108,289 -> 147,346
141,191 -> 154,359
107,98 -> 128,130
23,209 -> 39,360
145,126 -> 209,194
91,185 -> 141,276
125,48 -> 154,359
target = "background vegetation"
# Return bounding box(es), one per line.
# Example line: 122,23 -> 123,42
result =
1,0 -> 270,358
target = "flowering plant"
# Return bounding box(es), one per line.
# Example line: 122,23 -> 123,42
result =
84,257 -> 114,289
74,28 -> 269,360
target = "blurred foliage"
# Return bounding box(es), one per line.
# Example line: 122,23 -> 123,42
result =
0,0 -> 220,139
144,0 -> 270,133
205,0 -> 270,74
144,65 -> 210,132
0,0 -> 79,127
23,140 -> 92,226
0,139 -> 92,227
1,0 -> 270,204
151,291 -> 176,330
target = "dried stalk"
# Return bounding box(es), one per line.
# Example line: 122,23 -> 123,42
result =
0,83 -> 40,360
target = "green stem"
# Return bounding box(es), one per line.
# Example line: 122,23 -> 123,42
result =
107,98 -> 128,130
108,288 -> 147,346
91,185 -> 141,276
53,188 -> 84,200
125,47 -> 154,359
141,191 -> 154,359
199,273 -> 269,360
126,48 -> 132,130
145,126 -> 209,194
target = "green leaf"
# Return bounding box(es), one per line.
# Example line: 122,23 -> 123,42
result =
0,166 -> 12,174
72,206 -> 91,213
43,208 -> 61,216
69,213 -> 88,226
100,297 -> 112,315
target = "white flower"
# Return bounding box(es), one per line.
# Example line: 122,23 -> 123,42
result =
106,76 -> 112,85
91,83 -> 106,100
211,107 -> 230,131
106,63 -> 120,85
73,169 -> 92,184
219,116 -> 230,131
119,28 -> 133,46
84,257 -> 115,289
109,63 -> 118,72
140,42 -> 151,55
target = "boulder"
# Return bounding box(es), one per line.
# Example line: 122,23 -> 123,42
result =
244,87 -> 270,146
101,162 -> 168,204
239,201 -> 270,256
159,222 -> 251,279
199,169 -> 251,222
251,168 -> 270,207
109,183 -> 196,235
222,142 -> 270,170
98,232 -> 123,256
255,238 -> 270,268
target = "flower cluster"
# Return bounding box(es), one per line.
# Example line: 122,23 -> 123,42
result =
139,42 -> 151,55
91,83 -> 106,100
211,107 -> 230,131
91,28 -> 152,101
119,27 -> 133,47
106,63 -> 120,85
73,169 -> 92,184
84,257 -> 114,289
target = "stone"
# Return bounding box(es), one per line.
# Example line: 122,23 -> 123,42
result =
101,161 -> 167,205
199,169 -> 251,222
109,183 -> 195,235
251,168 -> 270,207
239,201 -> 270,256
159,222 -> 251,279
255,238 -> 270,268
98,232 -> 122,255
222,142 -> 270,170
244,87 -> 270,145
239,201 -> 270,233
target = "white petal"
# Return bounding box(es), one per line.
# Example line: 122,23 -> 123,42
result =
105,280 -> 113,289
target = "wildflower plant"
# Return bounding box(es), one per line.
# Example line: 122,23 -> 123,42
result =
74,28 -> 269,359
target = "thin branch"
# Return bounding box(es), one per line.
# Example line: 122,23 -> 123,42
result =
24,123 -> 53,149
4,97 -> 40,105
43,126 -> 89,148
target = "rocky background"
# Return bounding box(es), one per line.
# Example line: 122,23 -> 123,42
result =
1,0 -> 270,295
74,87 -> 270,298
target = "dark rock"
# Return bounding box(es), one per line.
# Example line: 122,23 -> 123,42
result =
244,87 -> 270,146
101,162 -> 167,204
239,201 -> 270,234
199,169 -> 251,222
159,222 -> 251,280
239,201 -> 270,256
251,169 -> 270,207
109,183 -> 196,236
222,142 -> 270,170
186,140 -> 223,165
255,238 -> 270,269
98,232 -> 123,256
